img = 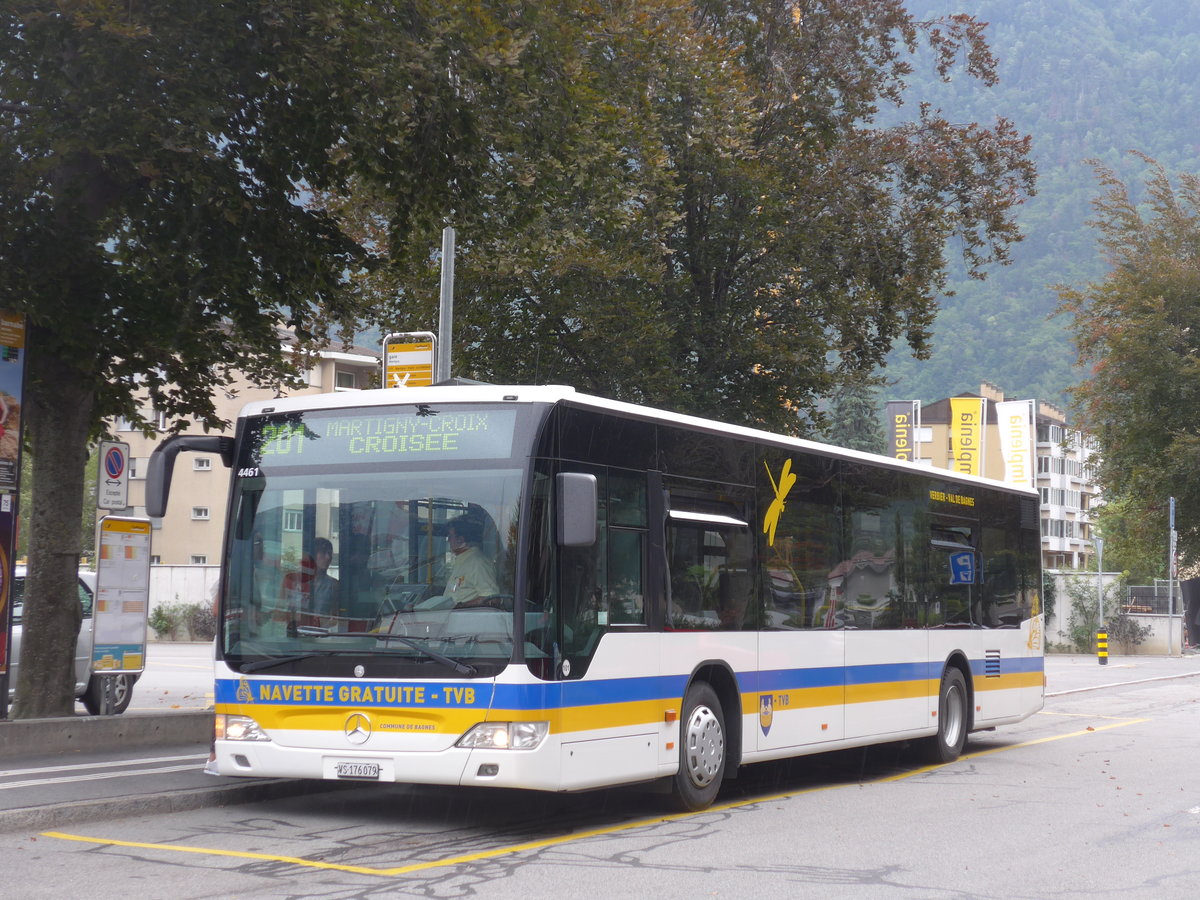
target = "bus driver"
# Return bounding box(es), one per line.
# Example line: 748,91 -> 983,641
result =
444,515 -> 499,607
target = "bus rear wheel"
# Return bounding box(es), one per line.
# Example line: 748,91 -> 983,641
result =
672,682 -> 725,811
922,667 -> 968,764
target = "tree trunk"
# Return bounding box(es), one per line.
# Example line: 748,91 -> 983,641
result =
11,325 -> 94,719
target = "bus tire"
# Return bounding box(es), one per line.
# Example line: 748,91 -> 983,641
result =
922,667 -> 968,764
672,682 -> 725,811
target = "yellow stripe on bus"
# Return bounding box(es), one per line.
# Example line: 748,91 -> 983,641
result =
219,670 -> 1043,737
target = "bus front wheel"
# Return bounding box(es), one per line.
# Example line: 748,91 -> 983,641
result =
922,667 -> 968,764
672,682 -> 725,811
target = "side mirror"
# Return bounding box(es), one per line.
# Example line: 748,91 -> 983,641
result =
556,472 -> 597,547
146,435 -> 234,518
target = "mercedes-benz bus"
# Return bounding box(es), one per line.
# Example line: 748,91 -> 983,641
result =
147,384 -> 1043,810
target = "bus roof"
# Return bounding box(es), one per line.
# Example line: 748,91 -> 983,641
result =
238,383 -> 1038,498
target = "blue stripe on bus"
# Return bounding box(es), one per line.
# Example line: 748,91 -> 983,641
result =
754,667 -> 844,692
492,675 -> 689,710
844,661 -> 934,685
218,654 -> 1043,711
968,655 -> 1044,676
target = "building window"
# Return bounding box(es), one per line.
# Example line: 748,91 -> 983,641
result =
283,509 -> 303,532
191,555 -> 208,565
129,458 -> 145,480
150,555 -> 161,565
335,370 -> 357,389
193,456 -> 212,471
192,507 -> 210,520
1041,519 -> 1067,538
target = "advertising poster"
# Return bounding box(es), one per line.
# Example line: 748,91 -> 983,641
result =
0,310 -> 25,679
92,517 -> 151,674
0,495 -> 14,677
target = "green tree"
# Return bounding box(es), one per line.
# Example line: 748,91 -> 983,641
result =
1061,575 -> 1120,654
356,0 -> 1035,434
0,1 -> 513,717
1058,154 -> 1200,574
1091,496 -> 1167,585
821,380 -> 887,454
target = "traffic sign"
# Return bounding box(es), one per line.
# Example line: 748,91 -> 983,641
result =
382,332 -> 436,388
97,440 -> 130,510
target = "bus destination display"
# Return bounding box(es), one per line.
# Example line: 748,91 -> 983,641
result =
247,408 -> 518,468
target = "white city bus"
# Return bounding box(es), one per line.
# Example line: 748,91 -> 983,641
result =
148,384 -> 1044,810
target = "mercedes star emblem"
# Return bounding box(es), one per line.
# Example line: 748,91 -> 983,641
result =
345,713 -> 372,744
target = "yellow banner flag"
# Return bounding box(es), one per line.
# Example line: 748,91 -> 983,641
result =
949,397 -> 986,477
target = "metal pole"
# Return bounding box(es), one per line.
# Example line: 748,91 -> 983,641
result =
1169,497 -> 1178,656
436,226 -> 456,383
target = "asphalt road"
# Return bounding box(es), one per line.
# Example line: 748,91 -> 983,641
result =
105,640 -> 215,714
0,652 -> 1197,899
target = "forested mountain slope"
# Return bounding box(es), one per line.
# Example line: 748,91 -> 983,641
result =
885,0 -> 1200,406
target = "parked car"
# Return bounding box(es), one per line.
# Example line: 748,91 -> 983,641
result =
8,566 -> 138,714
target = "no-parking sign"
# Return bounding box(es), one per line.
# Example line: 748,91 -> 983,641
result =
97,440 -> 130,510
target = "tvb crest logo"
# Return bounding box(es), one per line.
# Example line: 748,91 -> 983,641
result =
759,694 -> 773,736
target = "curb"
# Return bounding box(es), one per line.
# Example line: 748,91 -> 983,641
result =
1046,668 -> 1200,697
0,778 -> 355,835
0,711 -> 214,761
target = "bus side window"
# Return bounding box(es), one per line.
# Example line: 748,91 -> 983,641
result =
606,473 -> 647,626
608,528 -> 645,624
666,500 -> 754,631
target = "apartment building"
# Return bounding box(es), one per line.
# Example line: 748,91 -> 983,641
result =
113,339 -> 381,566
897,383 -> 1101,572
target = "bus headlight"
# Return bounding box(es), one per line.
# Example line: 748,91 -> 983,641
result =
456,721 -> 548,750
216,714 -> 271,742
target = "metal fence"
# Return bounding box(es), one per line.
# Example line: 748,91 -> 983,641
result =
1124,582 -> 1178,615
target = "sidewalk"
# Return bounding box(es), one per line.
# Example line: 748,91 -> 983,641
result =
1044,651 -> 1200,696
0,710 -> 344,834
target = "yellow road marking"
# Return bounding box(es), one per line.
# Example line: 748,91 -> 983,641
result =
44,714 -> 1146,876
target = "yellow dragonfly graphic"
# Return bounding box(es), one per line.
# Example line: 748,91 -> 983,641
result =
762,459 -> 797,546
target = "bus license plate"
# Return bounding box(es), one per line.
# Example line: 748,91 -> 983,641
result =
335,761 -> 381,780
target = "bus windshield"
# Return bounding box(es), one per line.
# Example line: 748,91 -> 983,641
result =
220,403 -> 530,676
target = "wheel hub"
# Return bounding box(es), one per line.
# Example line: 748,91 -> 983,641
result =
684,704 -> 724,787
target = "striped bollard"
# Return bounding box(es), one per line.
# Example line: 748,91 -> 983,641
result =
1097,628 -> 1108,666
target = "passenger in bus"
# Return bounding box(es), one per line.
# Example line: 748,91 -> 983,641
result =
444,515 -> 500,607
308,538 -> 340,615
282,537 -> 340,620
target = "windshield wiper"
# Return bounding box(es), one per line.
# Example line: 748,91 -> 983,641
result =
295,627 -> 478,676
